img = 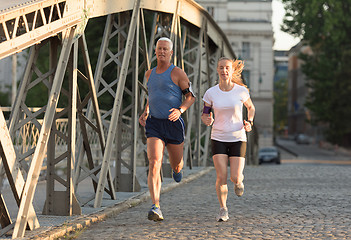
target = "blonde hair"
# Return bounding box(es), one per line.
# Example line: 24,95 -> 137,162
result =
217,57 -> 247,88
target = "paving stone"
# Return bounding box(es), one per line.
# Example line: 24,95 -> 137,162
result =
46,164 -> 351,239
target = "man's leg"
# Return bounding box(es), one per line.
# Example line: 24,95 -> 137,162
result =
147,137 -> 165,206
167,143 -> 184,183
167,142 -> 184,174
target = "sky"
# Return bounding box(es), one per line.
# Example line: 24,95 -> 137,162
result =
272,0 -> 300,51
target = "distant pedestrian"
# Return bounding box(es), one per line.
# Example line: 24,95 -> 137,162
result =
201,57 -> 255,222
139,37 -> 195,221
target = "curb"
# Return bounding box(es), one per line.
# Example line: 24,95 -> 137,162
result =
275,142 -> 298,157
24,167 -> 214,240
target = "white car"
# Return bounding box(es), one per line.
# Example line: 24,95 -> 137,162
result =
295,134 -> 310,144
258,147 -> 281,164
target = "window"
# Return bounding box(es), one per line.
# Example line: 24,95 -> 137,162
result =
242,70 -> 250,88
207,6 -> 214,17
242,42 -> 250,59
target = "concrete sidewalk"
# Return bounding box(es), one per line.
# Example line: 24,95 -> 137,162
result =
1,167 -> 213,239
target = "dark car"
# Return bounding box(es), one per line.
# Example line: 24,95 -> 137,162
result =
258,146 -> 281,164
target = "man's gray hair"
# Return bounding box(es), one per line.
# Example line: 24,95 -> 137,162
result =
157,37 -> 173,50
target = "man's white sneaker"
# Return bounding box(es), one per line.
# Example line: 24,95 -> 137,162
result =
216,207 -> 229,222
234,182 -> 244,197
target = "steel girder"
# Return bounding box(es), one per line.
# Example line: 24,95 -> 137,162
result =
0,0 -> 85,60
10,27 -> 77,238
0,108 -> 40,236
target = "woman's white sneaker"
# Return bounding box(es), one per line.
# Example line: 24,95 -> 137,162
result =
216,207 -> 229,222
234,182 -> 244,197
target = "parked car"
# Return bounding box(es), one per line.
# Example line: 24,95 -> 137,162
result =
258,146 -> 281,164
295,134 -> 310,144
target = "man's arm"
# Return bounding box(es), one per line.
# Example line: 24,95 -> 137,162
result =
168,68 -> 195,121
139,70 -> 152,126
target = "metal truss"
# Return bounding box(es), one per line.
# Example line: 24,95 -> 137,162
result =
0,0 -> 237,237
0,0 -> 84,60
0,108 -> 40,237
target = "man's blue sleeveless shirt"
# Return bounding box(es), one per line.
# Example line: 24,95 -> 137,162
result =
148,64 -> 182,119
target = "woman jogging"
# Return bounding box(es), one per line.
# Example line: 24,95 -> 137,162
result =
201,57 -> 255,222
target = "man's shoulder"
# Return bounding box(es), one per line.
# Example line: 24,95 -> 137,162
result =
145,68 -> 153,78
171,65 -> 184,74
171,65 -> 188,82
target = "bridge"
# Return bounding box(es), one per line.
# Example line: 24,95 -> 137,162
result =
0,0 -> 257,238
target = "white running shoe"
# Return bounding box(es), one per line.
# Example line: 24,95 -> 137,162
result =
234,182 -> 244,197
216,207 -> 229,222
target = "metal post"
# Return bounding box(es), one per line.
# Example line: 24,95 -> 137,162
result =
12,27 -> 76,238
94,0 -> 141,208
11,54 -> 17,107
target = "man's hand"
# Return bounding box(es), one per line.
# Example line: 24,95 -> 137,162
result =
139,111 -> 148,127
168,108 -> 182,122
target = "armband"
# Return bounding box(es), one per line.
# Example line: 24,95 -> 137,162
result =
181,82 -> 196,97
203,104 -> 212,114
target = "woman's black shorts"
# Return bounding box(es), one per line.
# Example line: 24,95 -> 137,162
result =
211,139 -> 246,157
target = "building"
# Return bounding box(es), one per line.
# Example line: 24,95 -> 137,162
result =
287,42 -> 318,140
0,56 -> 13,92
274,50 -> 288,83
273,50 -> 288,135
0,52 -> 27,106
196,0 -> 274,147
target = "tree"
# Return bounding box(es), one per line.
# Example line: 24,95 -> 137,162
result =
274,77 -> 288,134
281,0 -> 351,146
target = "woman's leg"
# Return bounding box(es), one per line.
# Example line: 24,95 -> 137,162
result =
229,156 -> 245,184
213,154 -> 229,208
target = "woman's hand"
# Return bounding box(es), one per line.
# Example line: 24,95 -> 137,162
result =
243,120 -> 253,132
201,112 -> 214,126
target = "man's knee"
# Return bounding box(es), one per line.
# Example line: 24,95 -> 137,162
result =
148,158 -> 162,174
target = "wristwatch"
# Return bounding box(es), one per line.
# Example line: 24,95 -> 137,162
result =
178,107 -> 185,114
248,120 -> 253,126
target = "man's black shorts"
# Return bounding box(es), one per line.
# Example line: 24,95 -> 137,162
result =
211,139 -> 246,157
145,116 -> 185,145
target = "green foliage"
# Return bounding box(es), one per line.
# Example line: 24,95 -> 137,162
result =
282,0 -> 351,146
0,85 -> 11,107
273,78 -> 288,134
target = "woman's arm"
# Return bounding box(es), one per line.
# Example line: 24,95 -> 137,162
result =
243,98 -> 255,132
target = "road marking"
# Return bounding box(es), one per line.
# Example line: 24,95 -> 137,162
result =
282,159 -> 351,165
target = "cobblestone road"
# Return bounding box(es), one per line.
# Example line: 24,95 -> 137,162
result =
71,164 -> 351,239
